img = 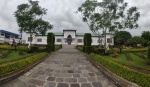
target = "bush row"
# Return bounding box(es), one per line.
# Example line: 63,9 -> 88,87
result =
0,45 -> 28,51
90,53 -> 150,87
0,52 -> 48,75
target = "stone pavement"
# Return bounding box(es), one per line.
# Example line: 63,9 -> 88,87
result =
1,45 -> 117,87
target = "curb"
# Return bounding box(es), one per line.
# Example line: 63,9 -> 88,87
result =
84,53 -> 140,87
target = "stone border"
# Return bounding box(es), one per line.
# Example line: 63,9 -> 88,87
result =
84,53 -> 140,87
0,53 -> 51,85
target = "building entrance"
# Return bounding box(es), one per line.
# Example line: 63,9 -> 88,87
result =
67,35 -> 72,45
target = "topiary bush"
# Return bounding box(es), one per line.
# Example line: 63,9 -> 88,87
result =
84,33 -> 92,54
47,33 -> 55,52
85,46 -> 92,54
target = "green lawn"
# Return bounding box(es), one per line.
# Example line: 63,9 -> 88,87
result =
104,53 -> 150,70
0,51 -> 36,64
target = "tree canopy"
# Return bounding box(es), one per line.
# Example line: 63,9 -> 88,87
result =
14,0 -> 53,41
114,31 -> 132,45
141,31 -> 150,42
77,0 -> 140,52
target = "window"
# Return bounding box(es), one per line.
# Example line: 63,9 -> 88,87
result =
1,33 -> 4,36
107,38 -> 112,43
77,39 -> 82,43
57,39 -> 62,42
10,35 -> 14,38
98,39 -> 102,43
28,37 -> 32,41
37,38 -> 42,42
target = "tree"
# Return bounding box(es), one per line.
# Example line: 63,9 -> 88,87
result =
14,0 -> 53,49
141,31 -> 150,45
128,36 -> 145,47
77,0 -> 140,53
114,31 -> 132,45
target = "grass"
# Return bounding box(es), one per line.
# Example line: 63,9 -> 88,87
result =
104,53 -> 150,70
0,51 -> 36,64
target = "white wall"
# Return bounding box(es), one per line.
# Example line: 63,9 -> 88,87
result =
63,31 -> 76,38
55,36 -> 63,45
25,32 -> 114,46
76,36 -> 83,45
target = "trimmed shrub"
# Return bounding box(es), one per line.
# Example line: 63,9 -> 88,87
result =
85,46 -> 92,54
84,33 -> 92,46
0,52 -> 47,75
52,34 -> 55,51
90,53 -> 150,87
47,33 -> 54,45
30,46 -> 39,53
84,33 -> 92,54
93,48 -> 105,55
47,33 -> 55,52
83,46 -> 85,52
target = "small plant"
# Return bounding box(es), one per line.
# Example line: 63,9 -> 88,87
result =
112,48 -> 118,58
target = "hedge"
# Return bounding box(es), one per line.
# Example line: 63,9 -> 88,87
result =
84,33 -> 92,53
90,53 -> 150,87
47,33 -> 55,52
0,52 -> 48,75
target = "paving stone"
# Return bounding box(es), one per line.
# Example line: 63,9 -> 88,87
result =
65,78 -> 77,83
92,82 -> 102,87
28,79 -> 45,86
44,82 -> 56,87
30,74 -> 39,78
36,70 -> 45,75
57,83 -> 69,87
45,72 -> 53,76
78,78 -> 87,83
87,77 -> 97,82
70,84 -> 80,87
37,75 -> 49,80
88,73 -> 95,77
68,70 -> 74,73
56,78 -> 64,82
81,83 -> 92,87
73,74 -> 80,77
45,69 -> 54,72
47,77 -> 56,81
27,84 -> 37,87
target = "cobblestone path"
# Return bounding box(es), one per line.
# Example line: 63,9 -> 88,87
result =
1,45 -> 117,87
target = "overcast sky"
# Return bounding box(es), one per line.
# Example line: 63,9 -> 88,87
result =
0,0 -> 150,39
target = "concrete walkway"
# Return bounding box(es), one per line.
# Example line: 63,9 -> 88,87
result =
1,45 -> 117,87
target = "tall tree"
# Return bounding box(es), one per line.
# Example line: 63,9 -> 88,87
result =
77,0 -> 140,53
141,31 -> 150,45
14,0 -> 53,49
128,36 -> 145,47
114,31 -> 132,45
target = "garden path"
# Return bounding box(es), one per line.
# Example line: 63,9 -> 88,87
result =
1,45 -> 117,87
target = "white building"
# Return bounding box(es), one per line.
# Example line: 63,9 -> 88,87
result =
26,29 -> 114,46
0,30 -> 21,44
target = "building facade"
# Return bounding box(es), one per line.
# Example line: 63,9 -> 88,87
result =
0,30 -> 20,44
26,29 -> 114,46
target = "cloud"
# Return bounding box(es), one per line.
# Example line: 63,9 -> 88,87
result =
0,0 -> 149,39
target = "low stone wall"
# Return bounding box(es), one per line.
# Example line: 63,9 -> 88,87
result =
84,54 -> 140,87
